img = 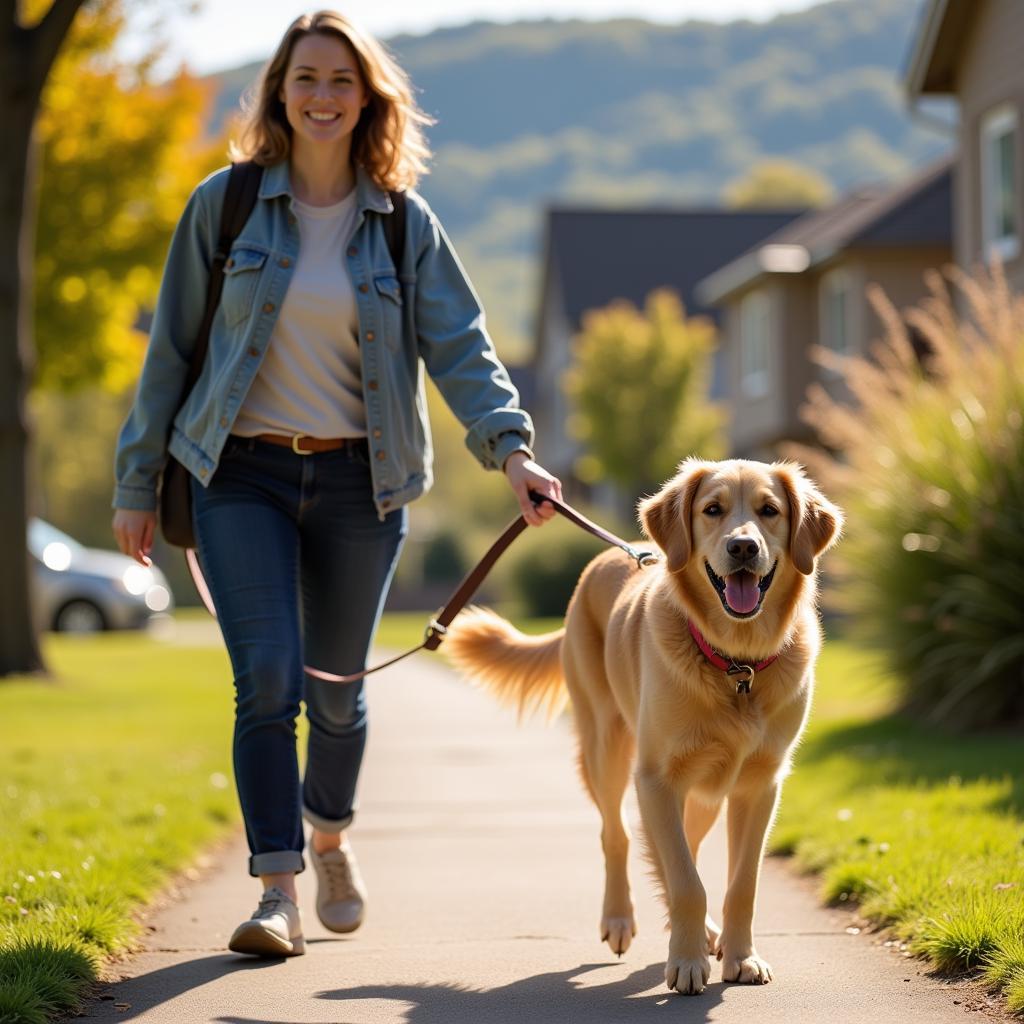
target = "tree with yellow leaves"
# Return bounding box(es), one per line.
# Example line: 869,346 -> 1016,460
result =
1,0 -> 222,674
563,289 -> 727,498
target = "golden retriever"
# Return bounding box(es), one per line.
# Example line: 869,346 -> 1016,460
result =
445,458 -> 842,995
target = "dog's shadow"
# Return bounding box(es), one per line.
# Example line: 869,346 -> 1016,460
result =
303,960 -> 729,1024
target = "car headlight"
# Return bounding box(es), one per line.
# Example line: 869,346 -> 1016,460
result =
144,585 -> 171,612
42,542 -> 72,572
122,565 -> 154,596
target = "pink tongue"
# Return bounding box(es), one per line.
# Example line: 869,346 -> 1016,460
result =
724,572 -> 760,614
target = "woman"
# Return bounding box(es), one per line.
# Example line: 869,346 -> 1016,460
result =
112,10 -> 561,957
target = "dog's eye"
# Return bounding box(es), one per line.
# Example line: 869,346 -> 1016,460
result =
703,503 -> 723,517
760,504 -> 780,518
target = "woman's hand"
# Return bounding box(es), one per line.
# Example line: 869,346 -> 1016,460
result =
112,509 -> 157,566
503,451 -> 563,527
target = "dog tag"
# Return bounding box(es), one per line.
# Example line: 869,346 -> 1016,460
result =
728,663 -> 755,695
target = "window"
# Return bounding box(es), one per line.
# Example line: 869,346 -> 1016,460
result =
980,104 -> 1019,262
819,269 -> 852,359
739,290 -> 772,398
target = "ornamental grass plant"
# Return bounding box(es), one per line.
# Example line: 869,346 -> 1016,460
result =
795,264 -> 1024,731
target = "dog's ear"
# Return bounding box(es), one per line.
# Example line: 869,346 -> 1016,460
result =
774,463 -> 843,575
639,462 -> 707,573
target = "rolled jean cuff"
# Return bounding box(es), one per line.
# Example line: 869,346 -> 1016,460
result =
303,803 -> 355,834
249,850 -> 305,878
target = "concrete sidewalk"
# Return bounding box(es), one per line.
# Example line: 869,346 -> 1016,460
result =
83,655 -> 1000,1023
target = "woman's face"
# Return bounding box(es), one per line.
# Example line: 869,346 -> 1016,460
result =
279,33 -> 369,151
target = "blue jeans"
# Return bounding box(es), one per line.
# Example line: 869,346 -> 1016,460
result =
191,436 -> 407,877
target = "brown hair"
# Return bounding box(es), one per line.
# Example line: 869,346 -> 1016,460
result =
230,10 -> 433,190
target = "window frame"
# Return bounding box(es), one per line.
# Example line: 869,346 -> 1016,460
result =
980,103 -> 1020,263
739,289 -> 773,399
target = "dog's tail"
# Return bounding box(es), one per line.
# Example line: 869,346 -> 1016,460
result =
444,606 -> 567,720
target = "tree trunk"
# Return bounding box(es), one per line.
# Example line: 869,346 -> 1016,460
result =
1,3 -> 87,676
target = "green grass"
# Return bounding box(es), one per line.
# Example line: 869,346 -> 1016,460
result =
0,632 -> 237,1022
6,620 -> 1023,1019
774,638 -> 1024,1012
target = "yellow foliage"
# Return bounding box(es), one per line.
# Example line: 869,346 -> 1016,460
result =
32,0 -> 228,391
724,158 -> 834,209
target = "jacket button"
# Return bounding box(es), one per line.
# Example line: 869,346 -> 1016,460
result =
219,416 -> 228,428
365,331 -> 375,342
279,257 -> 291,268
372,428 -> 382,439
226,258 -> 235,269
199,467 -> 208,478
367,379 -> 378,391
263,302 -> 275,313
358,283 -> 369,294
381,500 -> 391,509
249,346 -> 259,357
348,245 -> 358,257
376,450 -> 386,461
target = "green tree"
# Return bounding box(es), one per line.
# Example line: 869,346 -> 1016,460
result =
563,289 -> 727,496
724,158 -> 834,209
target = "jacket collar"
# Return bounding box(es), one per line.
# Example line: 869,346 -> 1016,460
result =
258,160 -> 393,215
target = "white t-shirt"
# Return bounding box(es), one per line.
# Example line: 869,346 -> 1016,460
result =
233,191 -> 366,439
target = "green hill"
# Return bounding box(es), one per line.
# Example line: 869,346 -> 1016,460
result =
207,0 -> 948,359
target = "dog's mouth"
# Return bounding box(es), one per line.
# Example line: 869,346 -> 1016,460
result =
705,560 -> 777,619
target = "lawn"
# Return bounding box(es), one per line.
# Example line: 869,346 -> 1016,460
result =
2,620 -> 1023,1020
775,640 -> 1024,1013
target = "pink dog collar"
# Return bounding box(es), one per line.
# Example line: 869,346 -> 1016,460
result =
688,621 -> 779,695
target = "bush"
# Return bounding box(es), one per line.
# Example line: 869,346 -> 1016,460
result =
796,265 -> 1024,731
504,524 -> 609,618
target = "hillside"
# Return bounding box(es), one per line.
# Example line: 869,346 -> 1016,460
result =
208,0 -> 950,360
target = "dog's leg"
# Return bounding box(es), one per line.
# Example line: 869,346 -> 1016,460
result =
719,782 -> 779,984
683,795 -> 723,955
636,768 -> 710,995
578,714 -> 637,956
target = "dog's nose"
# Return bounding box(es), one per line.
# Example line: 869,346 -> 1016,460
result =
727,536 -> 760,562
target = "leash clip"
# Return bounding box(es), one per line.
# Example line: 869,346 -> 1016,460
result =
423,620 -> 447,650
727,662 -> 755,695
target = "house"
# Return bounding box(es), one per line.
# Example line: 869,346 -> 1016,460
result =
906,0 -> 1024,290
531,207 -> 804,482
695,159 -> 953,459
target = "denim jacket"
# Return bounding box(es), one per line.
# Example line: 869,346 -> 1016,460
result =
113,161 -> 533,518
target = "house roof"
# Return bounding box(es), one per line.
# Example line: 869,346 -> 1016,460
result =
696,157 -> 953,306
904,0 -> 978,97
539,207 -> 804,335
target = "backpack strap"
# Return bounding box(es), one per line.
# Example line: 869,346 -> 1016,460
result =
183,160 -> 263,394
382,190 -> 407,273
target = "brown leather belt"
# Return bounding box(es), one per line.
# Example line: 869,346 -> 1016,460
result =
253,433 -> 365,455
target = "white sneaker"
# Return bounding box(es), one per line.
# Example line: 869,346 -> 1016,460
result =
228,886 -> 305,957
310,843 -> 367,933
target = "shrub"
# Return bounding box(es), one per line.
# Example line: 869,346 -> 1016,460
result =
504,524 -> 609,619
795,265 -> 1024,731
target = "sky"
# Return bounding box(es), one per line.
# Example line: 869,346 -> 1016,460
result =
120,0 -> 827,77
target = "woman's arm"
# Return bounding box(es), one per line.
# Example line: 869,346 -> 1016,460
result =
112,176 -> 219,512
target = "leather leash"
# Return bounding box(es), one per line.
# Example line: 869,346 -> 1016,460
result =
188,491 -> 660,685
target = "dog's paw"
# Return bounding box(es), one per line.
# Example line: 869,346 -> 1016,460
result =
720,950 -> 773,985
601,915 -> 637,957
665,954 -> 711,995
705,913 -> 721,955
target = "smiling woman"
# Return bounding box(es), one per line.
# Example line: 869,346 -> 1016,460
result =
110,7 -> 562,966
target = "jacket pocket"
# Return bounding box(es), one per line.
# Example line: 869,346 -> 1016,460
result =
221,245 -> 269,326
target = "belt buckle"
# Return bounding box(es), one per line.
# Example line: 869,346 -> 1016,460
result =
291,434 -> 314,455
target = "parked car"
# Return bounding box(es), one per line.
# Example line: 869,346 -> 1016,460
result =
29,518 -> 174,632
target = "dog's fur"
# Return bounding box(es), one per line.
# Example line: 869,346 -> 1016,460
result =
445,459 -> 842,995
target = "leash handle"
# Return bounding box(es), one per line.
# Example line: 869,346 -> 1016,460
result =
527,489 -> 660,569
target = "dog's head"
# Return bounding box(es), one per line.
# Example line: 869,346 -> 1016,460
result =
639,458 -> 842,638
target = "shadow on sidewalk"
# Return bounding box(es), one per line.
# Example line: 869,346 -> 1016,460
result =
221,961 -> 728,1024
